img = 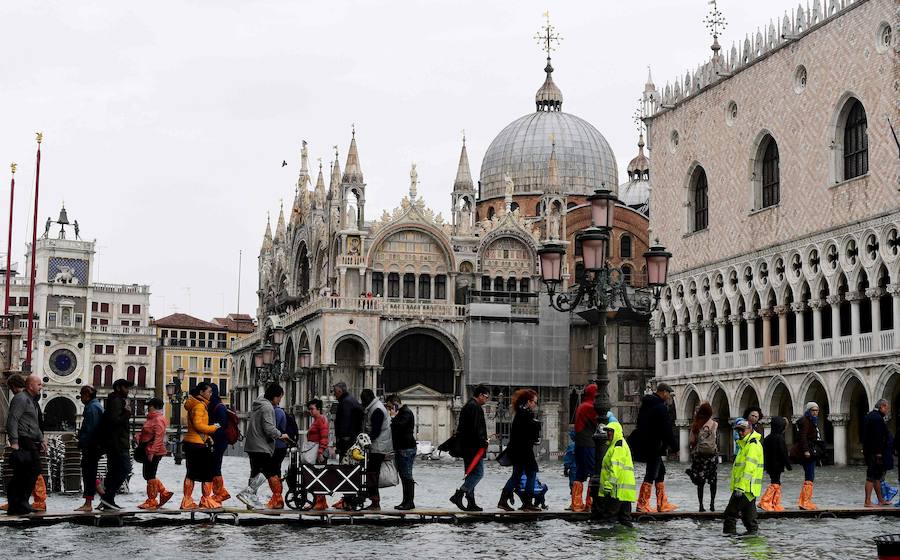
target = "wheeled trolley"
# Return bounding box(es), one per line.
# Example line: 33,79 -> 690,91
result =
283,441 -> 369,511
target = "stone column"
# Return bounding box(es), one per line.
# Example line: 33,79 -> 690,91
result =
665,327 -> 675,363
730,314 -> 742,360
677,324 -> 688,362
891,284 -> 900,350
689,321 -> 700,359
776,305 -> 788,363
653,329 -> 665,378
715,317 -> 728,357
830,413 -> 849,466
760,309 -> 773,364
847,291 -> 864,353
744,312 -> 757,355
827,294 -> 842,340
676,420 -> 691,464
702,320 -> 714,360
338,269 -> 347,298
791,301 -> 807,344
866,287 -> 883,351
808,298 -> 824,357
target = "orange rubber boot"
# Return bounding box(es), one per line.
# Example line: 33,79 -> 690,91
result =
798,480 -> 817,510
636,482 -> 653,513
137,480 -> 159,510
655,482 -> 678,512
758,484 -> 776,512
212,476 -> 231,503
772,484 -> 785,512
266,476 -> 285,509
31,475 -> 47,511
313,496 -> 328,511
570,481 -> 585,512
199,482 -> 222,509
180,479 -> 198,510
157,480 -> 174,508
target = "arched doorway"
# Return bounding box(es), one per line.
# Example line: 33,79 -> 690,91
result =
802,377 -> 832,457
882,368 -> 900,438
841,374 -> 869,464
710,387 -> 732,460
43,397 -> 77,432
334,338 -> 365,394
769,382 -> 795,447
737,384 -> 760,419
682,388 -> 700,422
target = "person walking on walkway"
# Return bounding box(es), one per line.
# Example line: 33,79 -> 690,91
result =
387,394 -> 416,510
270,400 -> 290,509
134,398 -> 173,510
207,383 -> 231,505
180,382 -> 222,510
0,374 -> 47,513
632,383 -> 678,513
571,383 -> 598,513
360,389 -> 392,511
97,379 -> 133,510
790,402 -> 823,510
449,385 -> 490,512
498,389 -> 541,512
863,398 -> 891,507
759,416 -> 791,512
598,419 -> 636,526
331,381 -> 363,510
723,419 -> 763,535
75,384 -> 103,512
305,398 -> 330,510
236,383 -> 289,509
685,401 -> 718,512
5,374 -> 46,515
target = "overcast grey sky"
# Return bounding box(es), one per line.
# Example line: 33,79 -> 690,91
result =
1,0 -> 790,321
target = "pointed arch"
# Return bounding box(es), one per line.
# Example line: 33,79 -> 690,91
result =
680,383 -> 702,420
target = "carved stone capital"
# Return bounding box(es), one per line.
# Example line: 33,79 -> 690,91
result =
688,321 -> 701,332
826,294 -> 843,306
664,327 -> 676,336
701,320 -> 715,330
715,317 -> 729,327
807,298 -> 825,310
759,308 -> 774,319
865,287 -> 885,300
774,305 -> 788,316
844,291 -> 864,303
828,413 -> 849,427
743,311 -> 758,322
790,301 -> 807,313
676,324 -> 689,333
730,314 -> 743,325
888,283 -> 900,296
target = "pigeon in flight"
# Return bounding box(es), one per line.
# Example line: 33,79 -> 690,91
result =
282,160 -> 288,167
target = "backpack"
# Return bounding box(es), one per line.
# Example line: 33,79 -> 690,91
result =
695,425 -> 717,457
223,407 -> 242,445
285,413 -> 300,440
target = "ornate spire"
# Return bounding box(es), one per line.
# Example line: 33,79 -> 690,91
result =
299,140 -> 309,179
313,160 -> 326,208
262,213 -> 273,252
274,201 -> 286,242
534,13 -> 563,112
409,163 -> 418,199
342,125 -> 363,183
329,147 -> 342,192
547,138 -> 560,193
644,66 -> 656,92
704,0 -> 728,59
453,135 -> 474,192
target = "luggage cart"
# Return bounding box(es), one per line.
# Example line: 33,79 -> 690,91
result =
284,434 -> 369,511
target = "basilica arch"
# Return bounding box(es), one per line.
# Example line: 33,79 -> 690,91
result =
43,396 -> 77,432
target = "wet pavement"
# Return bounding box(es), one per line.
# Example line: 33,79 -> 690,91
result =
2,455 -> 897,559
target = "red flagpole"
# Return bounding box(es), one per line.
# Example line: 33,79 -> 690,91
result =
4,163 -> 16,315
24,133 -> 41,372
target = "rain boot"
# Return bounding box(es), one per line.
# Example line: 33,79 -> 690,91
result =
180,479 -> 198,510
570,481 -> 585,512
757,484 -> 776,511
237,474 -> 266,509
32,475 -> 47,512
395,480 -> 415,510
137,480 -> 159,510
157,480 -> 174,508
772,484 -> 785,512
582,493 -> 593,514
313,495 -> 329,511
200,482 -> 222,509
636,482 -> 653,513
265,476 -> 284,509
449,489 -> 466,511
497,488 -> 514,511
464,491 -> 483,512
655,482 -> 677,512
212,475 -> 231,503
798,480 -> 817,510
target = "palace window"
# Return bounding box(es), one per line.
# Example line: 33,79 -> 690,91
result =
434,275 -> 447,300
387,273 -> 400,298
418,274 -> 431,299
103,365 -> 113,387
691,167 -> 709,232
126,366 -> 135,383
92,365 -> 102,387
371,272 -> 383,296
843,99 -> 868,180
403,273 -> 416,299
620,234 -> 632,258
761,136 -> 780,208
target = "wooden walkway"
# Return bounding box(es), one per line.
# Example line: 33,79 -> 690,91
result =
0,506 -> 897,528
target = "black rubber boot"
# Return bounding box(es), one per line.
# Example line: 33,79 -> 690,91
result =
395,480 -> 415,510
449,489 -> 466,511
497,489 -> 514,511
464,492 -> 483,512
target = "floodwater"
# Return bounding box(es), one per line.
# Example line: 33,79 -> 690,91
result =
2,456 -> 896,560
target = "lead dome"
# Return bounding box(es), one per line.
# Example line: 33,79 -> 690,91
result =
479,58 -> 619,201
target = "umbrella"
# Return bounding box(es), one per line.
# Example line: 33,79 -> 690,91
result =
464,447 -> 486,477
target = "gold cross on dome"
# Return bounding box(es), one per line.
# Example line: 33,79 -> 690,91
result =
534,12 -> 562,56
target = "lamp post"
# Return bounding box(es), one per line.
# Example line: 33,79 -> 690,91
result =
253,324 -> 287,387
537,186 -> 671,511
166,367 -> 187,465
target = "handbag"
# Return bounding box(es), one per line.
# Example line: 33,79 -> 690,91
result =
133,441 -> 148,464
497,448 -> 512,467
378,454 -> 400,488
300,441 -> 319,465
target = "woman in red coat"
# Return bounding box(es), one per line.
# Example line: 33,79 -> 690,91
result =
135,398 -> 174,509
306,399 -> 330,510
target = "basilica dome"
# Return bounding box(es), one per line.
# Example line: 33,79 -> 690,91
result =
479,59 -> 619,201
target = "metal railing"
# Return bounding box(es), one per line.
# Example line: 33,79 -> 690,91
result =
91,324 -> 155,336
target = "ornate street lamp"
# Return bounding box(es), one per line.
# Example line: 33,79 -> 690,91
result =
298,348 -> 312,369
167,367 -> 187,465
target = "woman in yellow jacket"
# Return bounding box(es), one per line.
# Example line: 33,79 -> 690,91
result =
599,419 -> 636,527
181,382 -> 222,510
723,418 -> 764,535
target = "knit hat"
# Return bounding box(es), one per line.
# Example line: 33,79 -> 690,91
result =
804,402 -> 819,413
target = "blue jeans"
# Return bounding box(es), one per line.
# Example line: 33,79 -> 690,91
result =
802,460 -> 815,482
102,452 -> 132,503
395,448 -> 416,481
574,446 -> 595,482
504,464 -> 537,499
460,455 -> 483,494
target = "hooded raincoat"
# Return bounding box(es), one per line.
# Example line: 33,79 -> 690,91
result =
183,395 -> 217,445
599,421 -> 636,502
731,429 -> 764,499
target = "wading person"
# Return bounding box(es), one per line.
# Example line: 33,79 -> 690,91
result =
180,382 -> 222,510
331,381 -> 363,510
723,419 -> 763,535
571,383 -> 598,512
790,402 -> 822,510
759,416 -> 791,512
449,385 -> 490,512
75,384 -> 103,512
207,383 -> 231,504
236,383 -> 289,509
0,374 -> 47,513
5,374 -> 46,515
271,399 -> 290,508
305,398 -> 330,510
598,419 -> 636,526
360,389 -> 392,511
134,398 -> 173,509
97,379 -> 133,510
499,389 -> 541,512
387,394 -> 416,510
685,401 -> 718,511
863,399 -> 891,507
632,383 -> 678,512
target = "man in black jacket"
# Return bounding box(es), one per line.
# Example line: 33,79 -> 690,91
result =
862,398 -> 890,506
332,381 -> 363,459
98,379 -> 133,510
450,385 -> 490,512
387,394 -> 416,510
632,382 -> 678,513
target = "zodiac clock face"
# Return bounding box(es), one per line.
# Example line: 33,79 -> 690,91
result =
49,348 -> 78,377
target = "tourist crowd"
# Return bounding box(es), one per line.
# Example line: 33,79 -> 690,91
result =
3,374 -> 899,535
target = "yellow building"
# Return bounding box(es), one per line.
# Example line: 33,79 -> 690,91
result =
154,313 -> 255,425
